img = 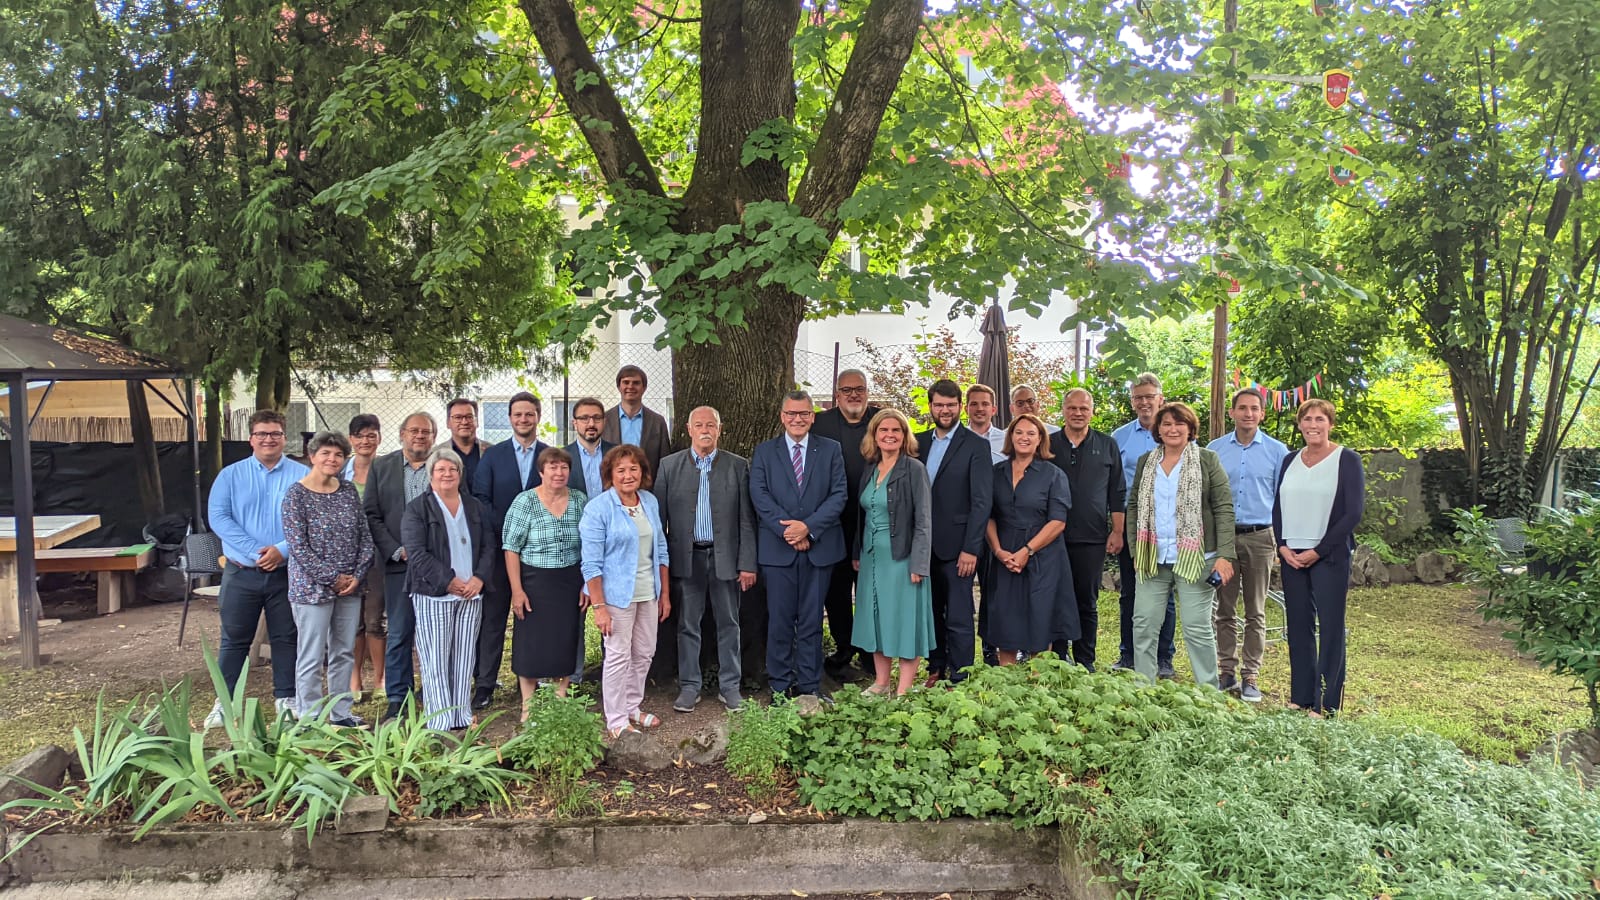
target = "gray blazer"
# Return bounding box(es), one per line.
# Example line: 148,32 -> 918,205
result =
363,449 -> 421,573
852,454 -> 933,578
652,448 -> 758,583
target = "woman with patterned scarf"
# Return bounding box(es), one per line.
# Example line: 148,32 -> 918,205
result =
1124,402 -> 1236,688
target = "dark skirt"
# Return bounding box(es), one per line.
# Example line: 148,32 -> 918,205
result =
511,563 -> 584,679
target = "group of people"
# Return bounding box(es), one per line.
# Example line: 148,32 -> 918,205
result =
203,363 -> 1364,737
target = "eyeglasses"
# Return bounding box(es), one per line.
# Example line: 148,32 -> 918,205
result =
781,410 -> 814,419
403,428 -> 435,437
1013,397 -> 1038,407
573,414 -> 604,423
836,386 -> 868,396
448,414 -> 476,422
251,431 -> 285,439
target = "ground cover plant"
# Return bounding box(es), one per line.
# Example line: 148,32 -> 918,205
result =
498,686 -> 606,816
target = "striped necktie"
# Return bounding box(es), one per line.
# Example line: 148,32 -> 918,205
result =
791,442 -> 803,486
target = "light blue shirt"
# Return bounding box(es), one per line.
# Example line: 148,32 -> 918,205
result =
693,449 -> 717,543
619,408 -> 645,446
209,454 -> 309,567
974,424 -> 1007,463
580,489 -> 671,609
575,441 -> 604,495
925,427 -> 956,481
786,435 -> 809,480
1153,457 -> 1183,565
1112,419 -> 1159,492
1208,430 -> 1289,527
512,438 -> 539,489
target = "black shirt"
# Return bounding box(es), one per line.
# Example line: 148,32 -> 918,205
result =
1048,428 -> 1125,544
812,405 -> 881,544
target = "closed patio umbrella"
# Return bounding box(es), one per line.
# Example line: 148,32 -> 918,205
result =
976,303 -> 1012,430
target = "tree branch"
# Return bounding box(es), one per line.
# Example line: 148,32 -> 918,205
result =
794,0 -> 926,237
519,0 -> 666,198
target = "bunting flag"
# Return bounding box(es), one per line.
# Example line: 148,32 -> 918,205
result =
1231,369 -> 1325,411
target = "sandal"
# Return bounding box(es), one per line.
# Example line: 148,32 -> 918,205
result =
607,724 -> 640,740
630,711 -> 661,728
863,684 -> 892,697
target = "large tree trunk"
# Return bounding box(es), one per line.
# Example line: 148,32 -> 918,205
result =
674,284 -> 806,456
253,332 -> 292,413
203,378 -> 225,495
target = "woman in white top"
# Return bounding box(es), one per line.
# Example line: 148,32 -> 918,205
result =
580,445 -> 671,740
1271,399 -> 1365,717
400,448 -> 496,731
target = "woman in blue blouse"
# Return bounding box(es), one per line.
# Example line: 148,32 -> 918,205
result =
580,445 -> 671,739
504,447 -> 588,721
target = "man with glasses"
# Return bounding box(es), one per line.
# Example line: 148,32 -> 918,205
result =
916,379 -> 992,684
1111,373 -> 1176,676
471,392 -> 552,710
749,391 -> 848,701
564,396 -> 615,497
206,409 -> 309,728
810,369 -> 879,676
436,398 -> 493,486
1010,386 -> 1061,434
1049,388 -> 1125,671
364,410 -> 439,721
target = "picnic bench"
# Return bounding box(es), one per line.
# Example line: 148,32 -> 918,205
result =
34,544 -> 154,616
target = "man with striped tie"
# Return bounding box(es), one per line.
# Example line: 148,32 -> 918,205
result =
748,390 -> 849,701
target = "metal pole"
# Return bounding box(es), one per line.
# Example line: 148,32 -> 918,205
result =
561,347 -> 571,446
831,341 -> 840,402
186,377 -> 204,530
8,373 -> 41,668
1209,0 -> 1238,440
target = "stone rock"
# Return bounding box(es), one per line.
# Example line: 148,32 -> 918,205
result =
794,694 -> 825,717
0,744 -> 73,807
678,720 -> 730,766
1101,568 -> 1120,593
1348,545 -> 1389,587
1532,728 -> 1600,788
605,729 -> 675,772
1413,550 -> 1453,584
335,793 -> 390,834
1386,563 -> 1417,585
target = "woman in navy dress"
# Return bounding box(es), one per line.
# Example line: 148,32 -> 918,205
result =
983,413 -> 1075,662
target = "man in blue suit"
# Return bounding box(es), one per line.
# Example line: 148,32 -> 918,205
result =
469,391 -> 551,710
749,390 -> 849,700
915,379 -> 994,684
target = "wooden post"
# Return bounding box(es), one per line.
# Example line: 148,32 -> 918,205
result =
8,372 -> 42,667
1210,0 -> 1239,440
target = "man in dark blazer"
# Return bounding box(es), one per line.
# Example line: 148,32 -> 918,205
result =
809,368 -> 880,676
468,391 -> 551,710
363,410 -> 439,721
654,406 -> 759,712
602,364 -> 674,473
564,395 -> 615,498
915,380 -> 994,684
749,390 -> 849,700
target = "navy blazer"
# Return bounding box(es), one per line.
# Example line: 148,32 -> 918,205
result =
564,439 -> 616,497
1271,447 -> 1365,565
471,438 -> 552,531
749,433 -> 849,567
914,424 -> 995,561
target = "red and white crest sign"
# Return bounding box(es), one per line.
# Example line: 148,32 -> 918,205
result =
1323,69 -> 1352,109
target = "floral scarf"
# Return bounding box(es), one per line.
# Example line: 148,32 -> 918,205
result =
1133,441 -> 1207,583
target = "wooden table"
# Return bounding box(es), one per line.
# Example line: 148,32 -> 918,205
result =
0,515 -> 101,636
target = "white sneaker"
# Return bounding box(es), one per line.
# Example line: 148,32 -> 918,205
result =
203,699 -> 224,730
275,697 -> 298,718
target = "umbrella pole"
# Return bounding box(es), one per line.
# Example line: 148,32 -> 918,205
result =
8,372 -> 42,667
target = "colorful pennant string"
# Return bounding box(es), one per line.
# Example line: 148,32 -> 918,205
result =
1231,370 -> 1325,411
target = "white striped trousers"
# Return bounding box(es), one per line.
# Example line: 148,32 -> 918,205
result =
412,594 -> 482,730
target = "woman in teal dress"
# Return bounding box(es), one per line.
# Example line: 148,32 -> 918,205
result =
852,408 -> 935,696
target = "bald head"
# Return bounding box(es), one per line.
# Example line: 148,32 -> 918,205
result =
1062,388 -> 1095,440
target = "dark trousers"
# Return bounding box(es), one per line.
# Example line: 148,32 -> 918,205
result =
1118,547 -> 1175,664
217,563 -> 297,699
823,560 -> 864,661
1056,543 -> 1108,670
1282,555 -> 1352,713
762,557 -> 828,695
474,558 -> 511,691
676,548 -> 743,695
383,567 -> 417,706
927,556 -> 977,681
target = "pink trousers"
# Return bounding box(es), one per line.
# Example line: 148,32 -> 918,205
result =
602,599 -> 659,731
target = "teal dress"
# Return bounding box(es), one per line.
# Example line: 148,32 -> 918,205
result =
852,475 -> 936,659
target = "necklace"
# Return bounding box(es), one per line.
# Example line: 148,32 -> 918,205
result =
623,503 -> 640,518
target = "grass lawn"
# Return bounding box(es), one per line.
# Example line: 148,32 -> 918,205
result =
0,583 -> 1589,766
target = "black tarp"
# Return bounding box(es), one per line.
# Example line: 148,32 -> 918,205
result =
0,441 -> 251,546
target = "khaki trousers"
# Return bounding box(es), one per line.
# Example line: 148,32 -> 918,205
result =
1214,527 -> 1276,681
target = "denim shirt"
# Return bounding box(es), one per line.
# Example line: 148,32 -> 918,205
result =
579,488 -> 671,609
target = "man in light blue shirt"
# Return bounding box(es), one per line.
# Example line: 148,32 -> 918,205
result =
1110,373 -> 1175,676
1206,388 -> 1288,702
206,409 -> 308,727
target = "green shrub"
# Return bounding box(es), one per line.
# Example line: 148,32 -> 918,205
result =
498,686 -> 604,815
792,655 -> 1238,824
1063,713 -> 1600,898
726,696 -> 804,802
1454,500 -> 1600,726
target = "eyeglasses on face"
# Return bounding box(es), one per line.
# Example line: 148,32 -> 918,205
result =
836,386 -> 868,396
573,414 -> 604,423
251,431 -> 285,439
403,428 -> 435,437
781,410 -> 814,419
448,414 -> 476,422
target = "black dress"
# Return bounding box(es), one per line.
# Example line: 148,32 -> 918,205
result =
982,458 -> 1077,653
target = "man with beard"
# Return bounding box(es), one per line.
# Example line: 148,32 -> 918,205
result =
915,380 -> 993,683
565,396 -> 615,497
1048,388 -> 1125,671
810,369 -> 880,676
435,398 -> 493,486
470,392 -> 552,710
